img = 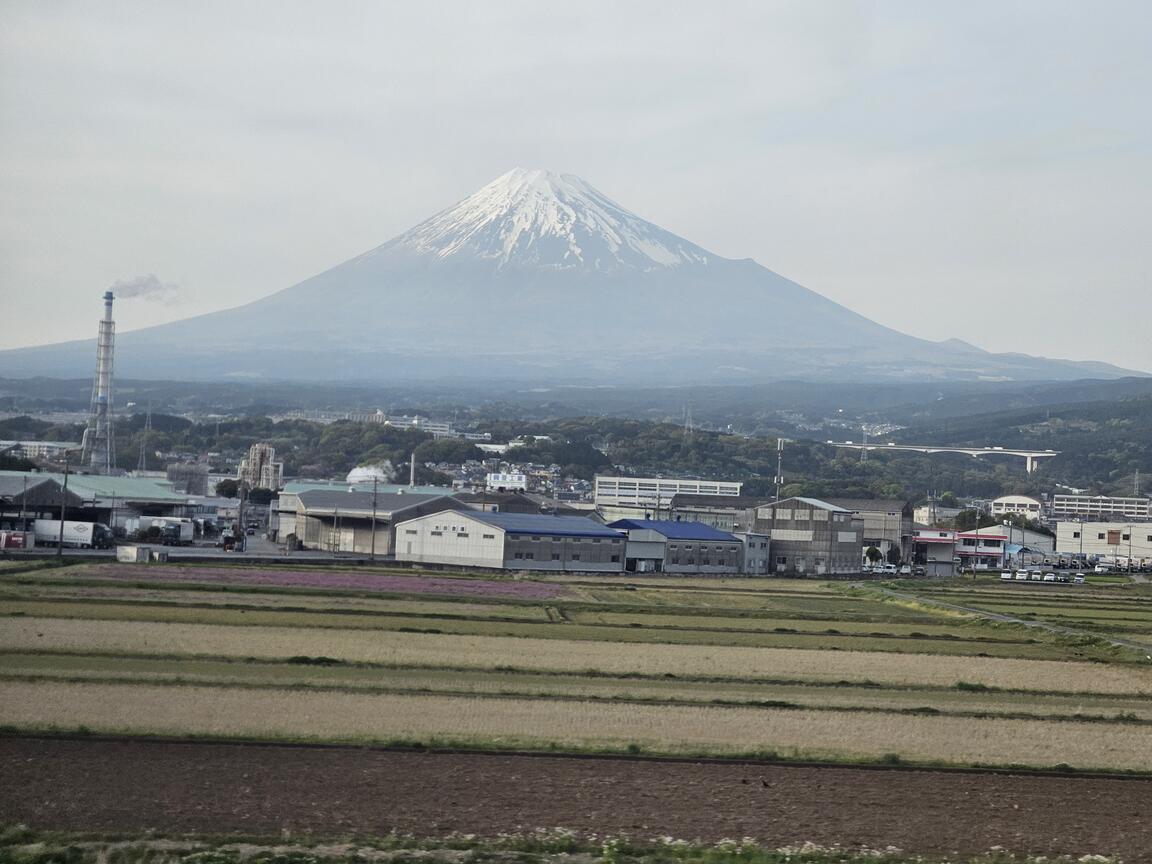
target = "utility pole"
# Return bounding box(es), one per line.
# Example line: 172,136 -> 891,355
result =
57,452 -> 72,559
369,475 -> 379,563
19,476 -> 27,533
775,438 -> 785,502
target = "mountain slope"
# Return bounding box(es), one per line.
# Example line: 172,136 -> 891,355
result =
2,168 -> 1144,382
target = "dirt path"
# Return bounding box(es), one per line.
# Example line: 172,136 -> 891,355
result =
2,737 -> 1151,860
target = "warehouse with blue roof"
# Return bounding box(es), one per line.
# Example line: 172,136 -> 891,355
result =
607,518 -> 746,574
394,510 -> 626,572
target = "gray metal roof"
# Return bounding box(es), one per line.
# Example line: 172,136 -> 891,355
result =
0,474 -> 60,498
823,498 -> 909,515
775,496 -> 854,513
296,489 -> 456,517
0,471 -> 186,503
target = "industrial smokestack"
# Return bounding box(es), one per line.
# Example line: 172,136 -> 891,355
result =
81,291 -> 116,473
409,452 -> 416,487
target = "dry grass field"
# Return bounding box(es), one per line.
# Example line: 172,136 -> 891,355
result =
3,562 -> 1152,773
3,679 -> 1150,771
4,615 -> 1151,693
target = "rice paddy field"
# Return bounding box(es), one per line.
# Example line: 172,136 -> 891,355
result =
2,561 -> 1152,772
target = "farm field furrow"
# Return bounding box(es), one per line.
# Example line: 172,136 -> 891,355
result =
0,584 -> 555,620
3,679 -> 1149,771
6,652 -> 1152,720
1,601 -> 1071,657
3,616 -> 1149,694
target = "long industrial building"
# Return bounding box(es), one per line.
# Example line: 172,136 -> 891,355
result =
395,510 -> 626,571
594,475 -> 743,515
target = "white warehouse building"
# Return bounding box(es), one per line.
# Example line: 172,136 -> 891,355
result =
1056,521 -> 1152,564
395,510 -> 626,572
594,475 -> 743,517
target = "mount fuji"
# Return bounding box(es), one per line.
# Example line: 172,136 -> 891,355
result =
2,168 -> 1140,382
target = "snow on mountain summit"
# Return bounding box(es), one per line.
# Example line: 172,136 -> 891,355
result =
390,168 -> 712,271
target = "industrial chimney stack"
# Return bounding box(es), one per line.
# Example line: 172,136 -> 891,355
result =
81,290 -> 116,473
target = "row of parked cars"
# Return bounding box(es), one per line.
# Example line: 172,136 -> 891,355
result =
1000,569 -> 1086,584
862,563 -> 927,576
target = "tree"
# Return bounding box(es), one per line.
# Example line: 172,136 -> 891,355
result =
939,491 -> 958,508
886,545 -> 902,565
215,479 -> 239,498
865,546 -> 882,565
247,487 -> 274,506
954,508 -> 997,531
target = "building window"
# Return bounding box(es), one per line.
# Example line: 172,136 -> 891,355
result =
532,536 -> 541,541
551,553 -> 560,560
593,538 -> 602,543
457,533 -> 469,539
776,556 -> 787,566
1072,531 -> 1081,539
482,534 -> 495,539
1122,533 -> 1131,541
405,529 -> 417,535
525,553 -> 534,560
430,531 -> 443,536
610,555 -> 620,562
571,554 -> 581,561
514,552 -> 523,559
1097,533 -> 1106,540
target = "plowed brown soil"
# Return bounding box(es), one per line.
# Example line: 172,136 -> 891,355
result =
2,737 -> 1150,861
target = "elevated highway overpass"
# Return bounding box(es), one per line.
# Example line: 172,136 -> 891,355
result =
828,441 -> 1059,473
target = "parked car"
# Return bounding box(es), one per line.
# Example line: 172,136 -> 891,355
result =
1015,571 -> 1029,581
1042,572 -> 1057,582
880,564 -> 898,574
898,564 -> 912,575
1094,564 -> 1113,574
1000,571 -> 1014,582
913,566 -> 926,577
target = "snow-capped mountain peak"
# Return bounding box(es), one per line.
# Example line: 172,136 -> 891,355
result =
390,168 -> 712,271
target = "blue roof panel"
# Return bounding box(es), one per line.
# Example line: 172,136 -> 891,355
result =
608,519 -> 739,541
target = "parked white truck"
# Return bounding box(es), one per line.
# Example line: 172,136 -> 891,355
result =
32,520 -> 114,549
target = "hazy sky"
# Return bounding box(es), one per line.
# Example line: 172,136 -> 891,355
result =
2,1 -> 1150,372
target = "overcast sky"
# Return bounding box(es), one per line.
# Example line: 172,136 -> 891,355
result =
2,1 -> 1150,372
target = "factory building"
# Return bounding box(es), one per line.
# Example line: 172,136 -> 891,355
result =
290,489 -> 466,555
594,475 -> 743,519
823,498 -> 913,564
1056,521 -> 1152,565
753,497 -> 864,577
1051,494 -> 1151,522
395,510 -> 626,571
607,519 -> 745,574
237,442 -> 284,491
